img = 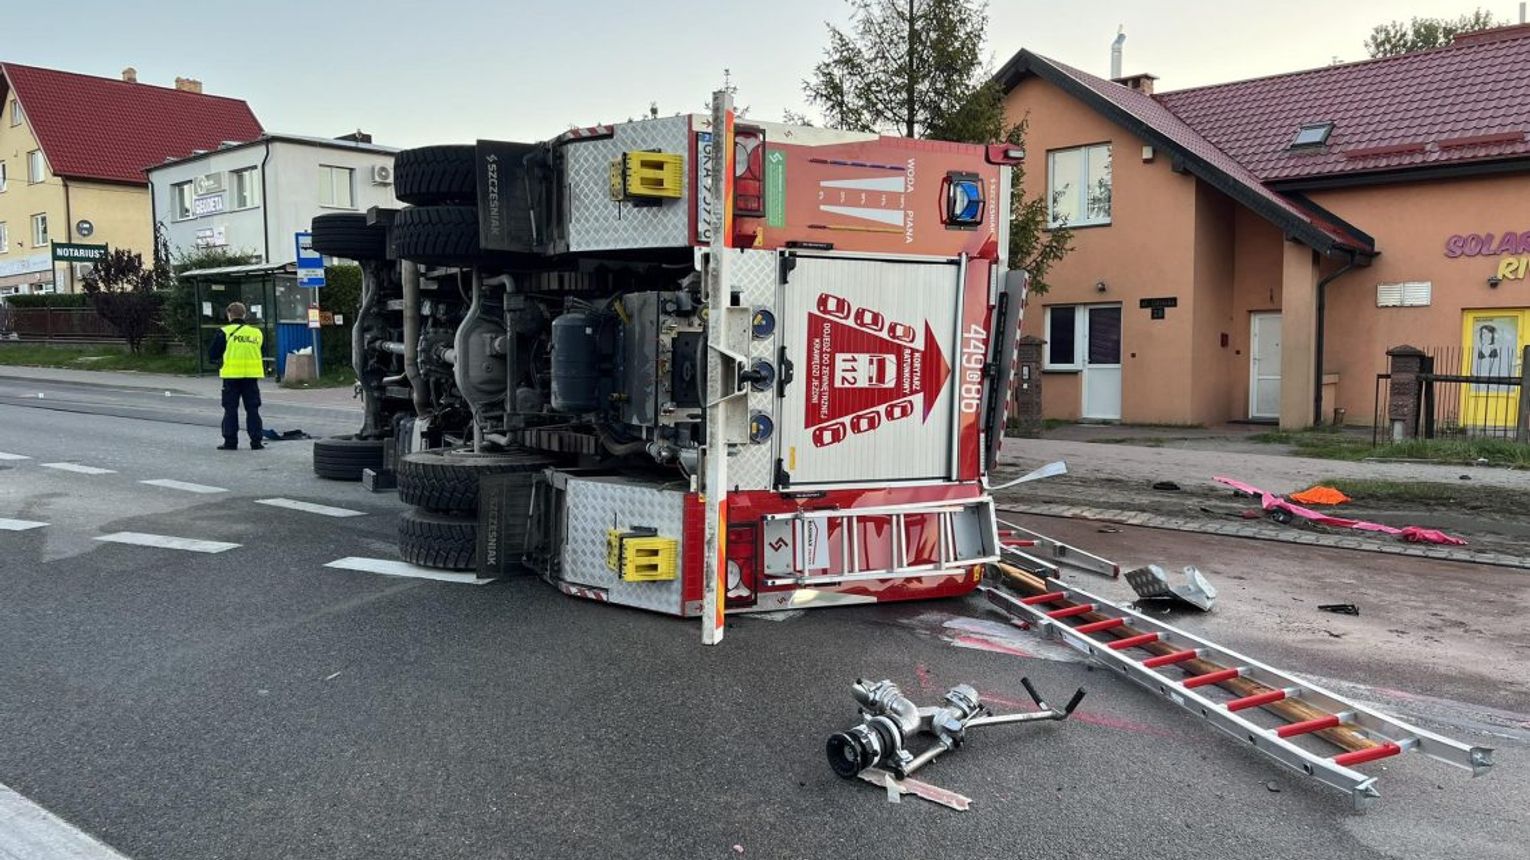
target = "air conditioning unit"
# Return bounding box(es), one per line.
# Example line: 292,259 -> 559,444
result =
371,164 -> 394,185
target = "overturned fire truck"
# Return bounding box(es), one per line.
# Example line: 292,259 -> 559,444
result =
311,91 -> 1025,643
309,92 -> 1493,805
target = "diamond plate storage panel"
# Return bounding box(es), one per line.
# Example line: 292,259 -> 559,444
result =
563,116 -> 696,252
730,248 -> 784,491
559,475 -> 689,614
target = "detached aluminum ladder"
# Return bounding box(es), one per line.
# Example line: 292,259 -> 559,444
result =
983,567 -> 1493,808
760,497 -> 999,587
999,524 -> 1120,579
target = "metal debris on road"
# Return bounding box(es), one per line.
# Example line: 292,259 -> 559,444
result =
1318,603 -> 1361,616
1125,564 -> 1217,611
858,768 -> 973,811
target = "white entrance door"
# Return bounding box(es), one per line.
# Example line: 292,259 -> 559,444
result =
1081,305 -> 1123,420
1250,312 -> 1282,419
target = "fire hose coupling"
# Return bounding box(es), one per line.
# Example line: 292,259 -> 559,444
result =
826,677 -> 1086,780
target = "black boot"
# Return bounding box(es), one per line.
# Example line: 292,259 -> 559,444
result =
249,440 -> 265,450
217,438 -> 238,451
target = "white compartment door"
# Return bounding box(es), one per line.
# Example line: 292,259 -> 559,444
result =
1081,305 -> 1122,421
1250,312 -> 1282,419
777,256 -> 961,486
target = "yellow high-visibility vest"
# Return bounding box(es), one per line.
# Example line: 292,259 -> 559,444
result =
220,323 -> 265,378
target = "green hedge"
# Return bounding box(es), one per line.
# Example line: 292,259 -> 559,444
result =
3,293 -> 94,309
317,264 -> 361,374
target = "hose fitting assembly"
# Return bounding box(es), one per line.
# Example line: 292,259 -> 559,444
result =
827,677 -> 1086,780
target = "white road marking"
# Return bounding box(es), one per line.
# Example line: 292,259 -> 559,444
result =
95,532 -> 240,554
255,498 -> 365,518
324,557 -> 494,585
140,479 -> 228,495
0,451 -> 30,461
0,518 -> 49,531
0,780 -> 132,859
40,463 -> 116,475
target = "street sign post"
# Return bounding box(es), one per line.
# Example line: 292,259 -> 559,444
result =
295,232 -> 326,376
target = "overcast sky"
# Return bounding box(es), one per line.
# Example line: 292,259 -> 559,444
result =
6,0 -> 1524,148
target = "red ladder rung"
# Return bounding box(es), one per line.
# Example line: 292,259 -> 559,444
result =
1276,715 -> 1342,738
1020,591 -> 1067,606
1226,689 -> 1288,712
1333,743 -> 1402,768
1046,603 -> 1096,619
1142,649 -> 1199,668
1182,667 -> 1242,689
1073,617 -> 1126,635
1106,632 -> 1161,650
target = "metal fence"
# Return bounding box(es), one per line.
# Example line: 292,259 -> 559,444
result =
1375,345 -> 1528,443
0,307 -> 178,348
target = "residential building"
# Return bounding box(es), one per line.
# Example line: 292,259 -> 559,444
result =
0,64 -> 261,295
997,24 -> 1530,429
147,133 -> 400,264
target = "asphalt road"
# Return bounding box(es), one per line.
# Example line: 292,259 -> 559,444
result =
1,374 -> 1525,859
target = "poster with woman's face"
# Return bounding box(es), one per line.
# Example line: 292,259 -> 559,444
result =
1471,317 -> 1517,388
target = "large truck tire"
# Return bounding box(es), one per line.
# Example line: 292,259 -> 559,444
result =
313,434 -> 386,481
394,206 -> 482,267
394,145 -> 476,206
398,508 -> 477,571
397,447 -> 551,513
310,213 -> 387,261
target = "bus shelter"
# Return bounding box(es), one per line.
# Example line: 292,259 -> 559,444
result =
182,263 -> 320,378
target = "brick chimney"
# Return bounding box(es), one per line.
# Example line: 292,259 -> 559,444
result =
1452,22 -> 1530,46
174,77 -> 203,94
121,67 -> 138,83
1111,73 -> 1158,95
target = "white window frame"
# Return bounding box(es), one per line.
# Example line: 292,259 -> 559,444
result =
318,165 -> 355,209
9,99 -> 20,127
171,181 -> 195,220
31,213 -> 47,247
231,166 -> 259,209
27,149 -> 45,184
1047,143 -> 1112,228
0,221 -> 8,254
1043,305 -> 1083,371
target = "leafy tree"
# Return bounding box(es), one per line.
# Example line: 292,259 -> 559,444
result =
159,236 -> 262,349
81,250 -> 163,354
800,0 -> 1072,292
1365,8 -> 1503,57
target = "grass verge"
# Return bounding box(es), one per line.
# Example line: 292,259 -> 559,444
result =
1317,478 -> 1530,512
1252,429 -> 1530,468
0,342 -> 196,374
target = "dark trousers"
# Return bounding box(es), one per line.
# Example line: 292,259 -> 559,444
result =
221,378 -> 264,444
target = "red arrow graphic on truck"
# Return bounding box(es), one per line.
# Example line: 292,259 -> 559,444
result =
804,301 -> 949,430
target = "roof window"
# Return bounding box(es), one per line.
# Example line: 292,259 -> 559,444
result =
1291,122 -> 1334,149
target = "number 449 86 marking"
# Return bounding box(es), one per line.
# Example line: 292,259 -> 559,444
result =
959,324 -> 986,414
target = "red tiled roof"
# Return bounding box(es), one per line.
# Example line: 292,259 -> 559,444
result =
1155,28 -> 1530,182
0,63 -> 263,185
995,50 -> 1373,254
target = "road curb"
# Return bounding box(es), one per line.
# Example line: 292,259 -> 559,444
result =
998,502 -> 1530,572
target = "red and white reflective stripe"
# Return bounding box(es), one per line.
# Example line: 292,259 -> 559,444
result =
555,124 -> 616,144
558,583 -> 609,602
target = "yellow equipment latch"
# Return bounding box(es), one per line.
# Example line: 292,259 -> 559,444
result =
606,527 -> 679,582
609,151 -> 683,201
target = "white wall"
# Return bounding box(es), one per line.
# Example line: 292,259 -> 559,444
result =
149,137 -> 400,264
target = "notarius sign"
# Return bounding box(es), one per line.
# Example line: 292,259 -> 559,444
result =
1444,229 -> 1530,281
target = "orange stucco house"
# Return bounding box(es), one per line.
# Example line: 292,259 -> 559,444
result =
997,24 -> 1530,430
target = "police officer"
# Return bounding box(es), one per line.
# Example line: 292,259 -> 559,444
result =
207,302 -> 265,450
